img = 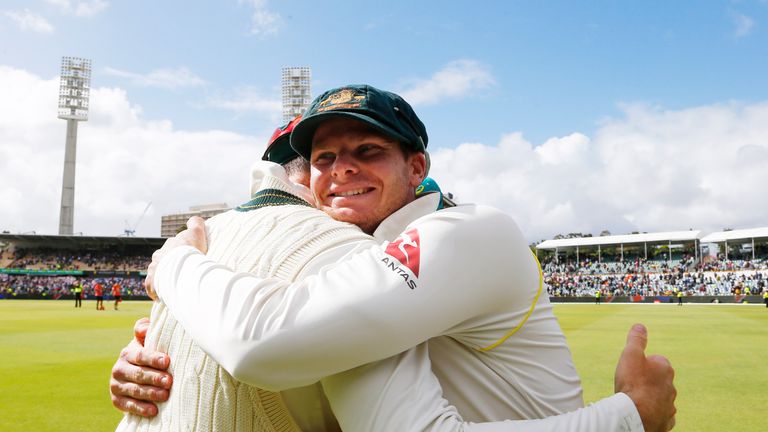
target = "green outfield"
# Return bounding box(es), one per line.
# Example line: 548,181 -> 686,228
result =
556,303 -> 767,432
0,300 -> 766,431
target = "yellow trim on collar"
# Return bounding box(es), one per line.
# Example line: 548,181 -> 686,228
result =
476,250 -> 544,352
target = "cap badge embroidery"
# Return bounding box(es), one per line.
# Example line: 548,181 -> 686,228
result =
317,88 -> 366,112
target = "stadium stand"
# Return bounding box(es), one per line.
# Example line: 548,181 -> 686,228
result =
541,256 -> 767,298
537,228 -> 768,300
0,234 -> 163,300
1,227 -> 766,302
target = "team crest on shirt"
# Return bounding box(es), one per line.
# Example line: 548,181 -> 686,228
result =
381,229 -> 421,289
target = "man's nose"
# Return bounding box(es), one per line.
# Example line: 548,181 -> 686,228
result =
331,153 -> 359,177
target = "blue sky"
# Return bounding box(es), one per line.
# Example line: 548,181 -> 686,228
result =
2,0 -> 768,240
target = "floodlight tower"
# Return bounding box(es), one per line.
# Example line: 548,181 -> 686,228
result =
281,67 -> 311,123
57,57 -> 91,235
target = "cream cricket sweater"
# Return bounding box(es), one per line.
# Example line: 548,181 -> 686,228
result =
117,164 -> 370,432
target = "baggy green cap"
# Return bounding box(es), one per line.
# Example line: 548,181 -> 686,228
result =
290,84 -> 428,160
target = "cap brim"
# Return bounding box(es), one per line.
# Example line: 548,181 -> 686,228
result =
290,111 -> 411,160
262,135 -> 299,165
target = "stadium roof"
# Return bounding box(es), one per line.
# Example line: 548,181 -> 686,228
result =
536,230 -> 704,250
0,233 -> 165,249
699,227 -> 768,243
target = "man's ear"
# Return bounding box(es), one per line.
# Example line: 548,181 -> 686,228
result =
408,152 -> 427,187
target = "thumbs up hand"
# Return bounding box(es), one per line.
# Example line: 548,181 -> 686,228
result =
615,324 -> 677,432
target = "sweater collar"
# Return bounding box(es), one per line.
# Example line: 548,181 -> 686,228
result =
249,161 -> 314,203
250,161 -> 441,241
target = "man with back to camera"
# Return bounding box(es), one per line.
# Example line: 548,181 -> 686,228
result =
116,115 -> 375,431
111,84 -> 677,431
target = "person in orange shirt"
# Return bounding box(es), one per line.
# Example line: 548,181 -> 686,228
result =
112,282 -> 122,310
94,280 -> 105,311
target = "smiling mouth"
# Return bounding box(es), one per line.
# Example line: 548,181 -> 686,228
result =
330,188 -> 373,198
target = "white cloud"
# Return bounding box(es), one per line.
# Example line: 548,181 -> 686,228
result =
429,101 -> 768,242
535,133 -> 591,165
104,67 -> 207,89
240,0 -> 268,7
2,9 -> 54,33
398,60 -> 496,106
732,11 -> 755,38
205,86 -> 282,118
0,65 -> 266,237
74,0 -> 108,17
250,9 -> 281,36
3,65 -> 768,244
239,0 -> 281,36
45,0 -> 108,17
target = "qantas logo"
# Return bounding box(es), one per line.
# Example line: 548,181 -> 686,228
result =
382,229 -> 420,289
385,229 -> 420,276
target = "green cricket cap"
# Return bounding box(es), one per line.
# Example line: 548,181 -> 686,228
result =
290,84 -> 428,160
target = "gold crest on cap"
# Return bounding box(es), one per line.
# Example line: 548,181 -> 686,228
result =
317,88 -> 366,112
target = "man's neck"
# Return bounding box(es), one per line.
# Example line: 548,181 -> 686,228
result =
372,193 -> 442,241
366,194 -> 417,234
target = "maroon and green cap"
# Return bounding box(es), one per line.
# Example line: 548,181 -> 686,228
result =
261,115 -> 302,165
290,84 -> 428,160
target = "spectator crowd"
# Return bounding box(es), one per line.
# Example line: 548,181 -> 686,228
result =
0,246 -> 152,299
543,256 -> 767,298
5,247 -> 150,272
0,274 -> 146,299
2,245 -> 767,300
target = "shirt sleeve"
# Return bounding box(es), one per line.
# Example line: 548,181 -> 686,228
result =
153,206 -> 529,390
461,394 -> 643,432
323,343 -> 644,432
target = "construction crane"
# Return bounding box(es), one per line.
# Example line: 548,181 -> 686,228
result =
124,202 -> 152,236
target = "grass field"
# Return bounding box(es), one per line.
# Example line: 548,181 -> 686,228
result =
556,303 -> 767,432
0,300 -> 766,431
0,300 -> 152,432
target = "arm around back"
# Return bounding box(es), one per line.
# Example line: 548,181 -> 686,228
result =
153,205 -> 527,390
